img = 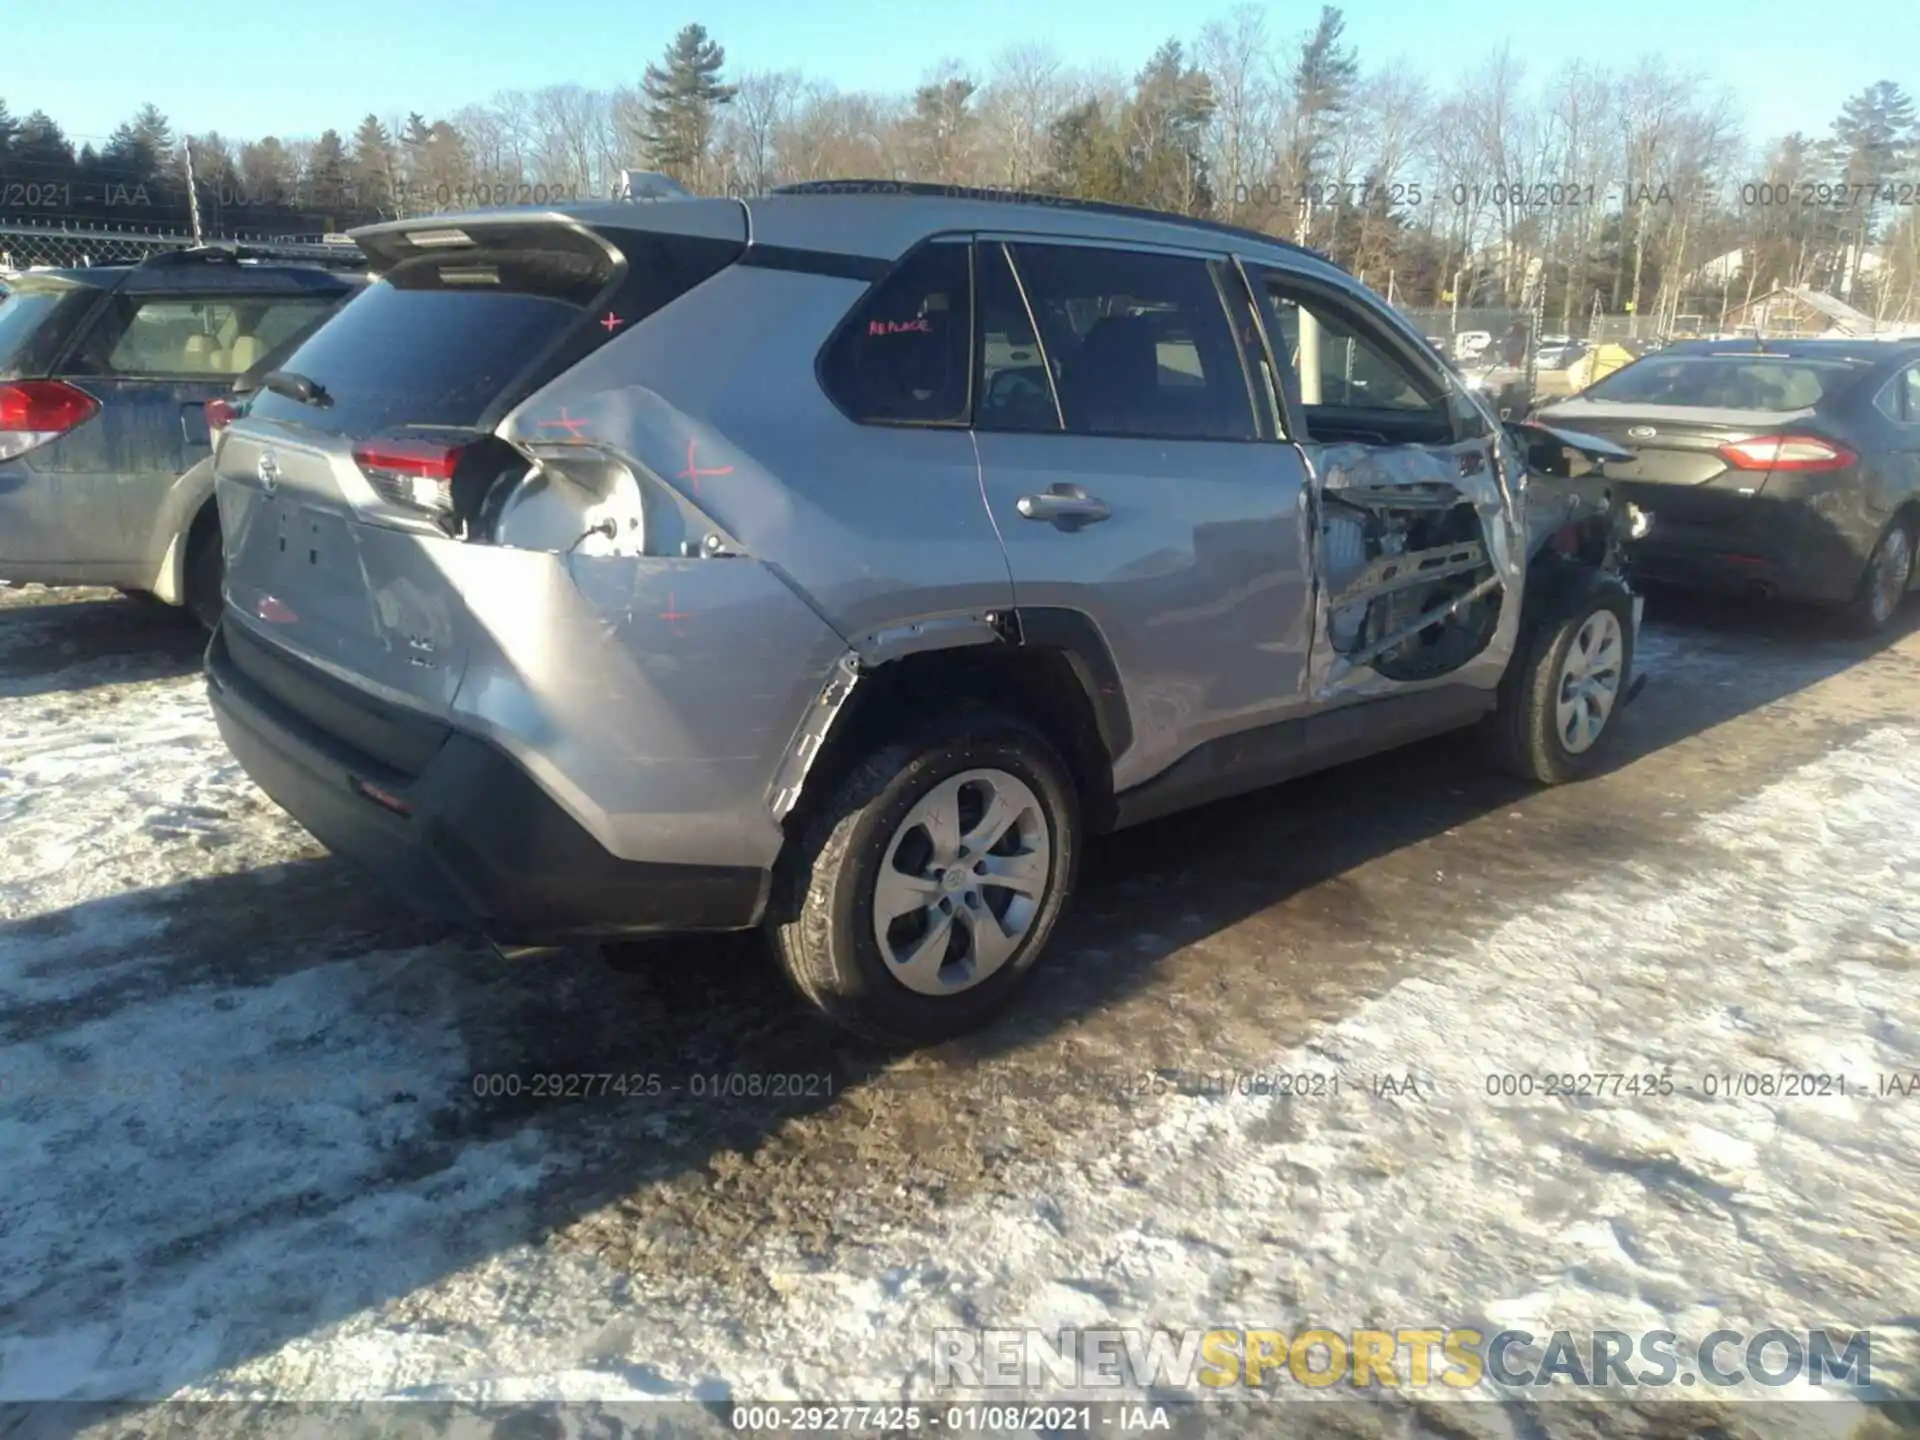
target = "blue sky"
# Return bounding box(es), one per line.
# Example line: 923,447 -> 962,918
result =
2,0 -> 1909,153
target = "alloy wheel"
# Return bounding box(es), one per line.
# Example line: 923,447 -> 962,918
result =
871,768 -> 1052,996
1555,608 -> 1624,756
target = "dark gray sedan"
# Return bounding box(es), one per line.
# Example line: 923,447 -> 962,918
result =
1536,338 -> 1920,634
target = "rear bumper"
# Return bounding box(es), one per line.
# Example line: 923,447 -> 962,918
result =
1614,485 -> 1873,603
205,620 -> 769,943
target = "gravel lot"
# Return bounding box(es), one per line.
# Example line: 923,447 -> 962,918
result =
1,581 -> 1916,1440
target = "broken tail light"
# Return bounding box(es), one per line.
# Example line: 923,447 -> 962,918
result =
353,437 -> 467,517
0,380 -> 101,461
1716,435 -> 1856,473
206,396 -> 241,440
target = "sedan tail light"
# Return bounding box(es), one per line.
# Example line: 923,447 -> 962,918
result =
0,380 -> 101,461
352,437 -> 468,516
1716,434 -> 1857,473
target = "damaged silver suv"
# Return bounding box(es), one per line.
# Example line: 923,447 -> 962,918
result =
204,182 -> 1646,1044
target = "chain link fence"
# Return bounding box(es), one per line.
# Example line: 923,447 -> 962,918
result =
0,222 -> 343,274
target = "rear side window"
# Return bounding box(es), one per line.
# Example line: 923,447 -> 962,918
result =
0,288 -> 95,380
1006,243 -> 1257,441
821,241 -> 971,425
66,295 -> 338,379
1585,356 -> 1854,411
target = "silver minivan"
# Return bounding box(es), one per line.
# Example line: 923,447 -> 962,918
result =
205,184 -> 1645,1043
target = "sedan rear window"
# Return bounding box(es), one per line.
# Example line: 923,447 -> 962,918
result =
1584,356 -> 1856,411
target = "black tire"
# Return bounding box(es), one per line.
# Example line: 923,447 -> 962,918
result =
1839,517 -> 1914,638
767,708 -> 1081,1046
1484,583 -> 1635,785
182,510 -> 223,632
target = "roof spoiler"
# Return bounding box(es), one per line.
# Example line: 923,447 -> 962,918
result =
137,242 -> 368,271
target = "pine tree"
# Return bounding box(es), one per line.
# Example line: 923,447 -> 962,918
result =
0,98 -> 17,157
1043,99 -> 1128,202
308,128 -> 349,211
1284,6 -> 1359,241
902,72 -> 978,181
13,111 -> 75,171
1122,40 -> 1215,214
640,23 -> 738,185
351,114 -> 398,212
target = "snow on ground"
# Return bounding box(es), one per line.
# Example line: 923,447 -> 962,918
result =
1,585 -> 1917,1440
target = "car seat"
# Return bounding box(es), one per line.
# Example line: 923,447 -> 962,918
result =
1058,315 -> 1160,433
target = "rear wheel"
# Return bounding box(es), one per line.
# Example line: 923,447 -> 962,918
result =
183,510 -> 223,632
768,709 -> 1080,1046
1484,587 -> 1635,785
1841,518 -> 1914,638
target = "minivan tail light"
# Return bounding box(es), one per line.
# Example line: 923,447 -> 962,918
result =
1716,434 -> 1856,473
353,437 -> 466,515
0,380 -> 101,460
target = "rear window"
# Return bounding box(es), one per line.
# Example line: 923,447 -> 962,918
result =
0,288 -> 95,379
1584,356 -> 1857,411
245,225 -> 738,436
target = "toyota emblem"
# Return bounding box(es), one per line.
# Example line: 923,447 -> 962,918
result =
1627,425 -> 1657,440
256,450 -> 281,493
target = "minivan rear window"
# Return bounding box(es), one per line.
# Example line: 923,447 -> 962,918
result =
246,225 -> 743,436
1584,356 -> 1857,411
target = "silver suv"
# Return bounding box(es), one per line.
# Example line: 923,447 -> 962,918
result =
205,183 -> 1646,1044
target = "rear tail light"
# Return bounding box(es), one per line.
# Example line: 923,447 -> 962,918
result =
1716,434 -> 1856,473
206,396 -> 241,434
352,437 -> 467,515
0,380 -> 101,460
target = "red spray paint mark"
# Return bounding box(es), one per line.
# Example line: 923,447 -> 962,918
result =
676,438 -> 734,495
536,407 -> 591,438
600,312 -> 625,334
658,591 -> 692,636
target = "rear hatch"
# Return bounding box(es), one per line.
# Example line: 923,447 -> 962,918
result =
215,205 -> 747,715
1537,352 -> 1870,539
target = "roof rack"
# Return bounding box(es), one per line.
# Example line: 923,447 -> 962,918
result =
137,242 -> 367,271
767,180 -> 1344,270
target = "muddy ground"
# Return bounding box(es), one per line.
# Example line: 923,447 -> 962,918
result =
0,582 -> 1916,1440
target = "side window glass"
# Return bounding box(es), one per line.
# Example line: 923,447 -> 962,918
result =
1905,367 -> 1920,422
1005,243 -> 1258,441
975,242 -> 1061,432
1875,376 -> 1905,422
821,242 -> 970,425
1256,276 -> 1454,445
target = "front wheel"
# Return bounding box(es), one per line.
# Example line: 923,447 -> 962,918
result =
767,710 -> 1081,1046
1484,585 -> 1635,785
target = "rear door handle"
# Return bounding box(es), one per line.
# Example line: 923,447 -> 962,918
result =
1017,484 -> 1112,528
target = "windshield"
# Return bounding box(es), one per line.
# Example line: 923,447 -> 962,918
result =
1583,355 -> 1858,411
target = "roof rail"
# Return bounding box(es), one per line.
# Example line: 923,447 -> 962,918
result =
767,179 -> 1344,270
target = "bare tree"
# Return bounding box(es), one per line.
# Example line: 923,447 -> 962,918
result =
977,44 -> 1066,189
1198,7 -> 1275,221
721,69 -> 802,194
